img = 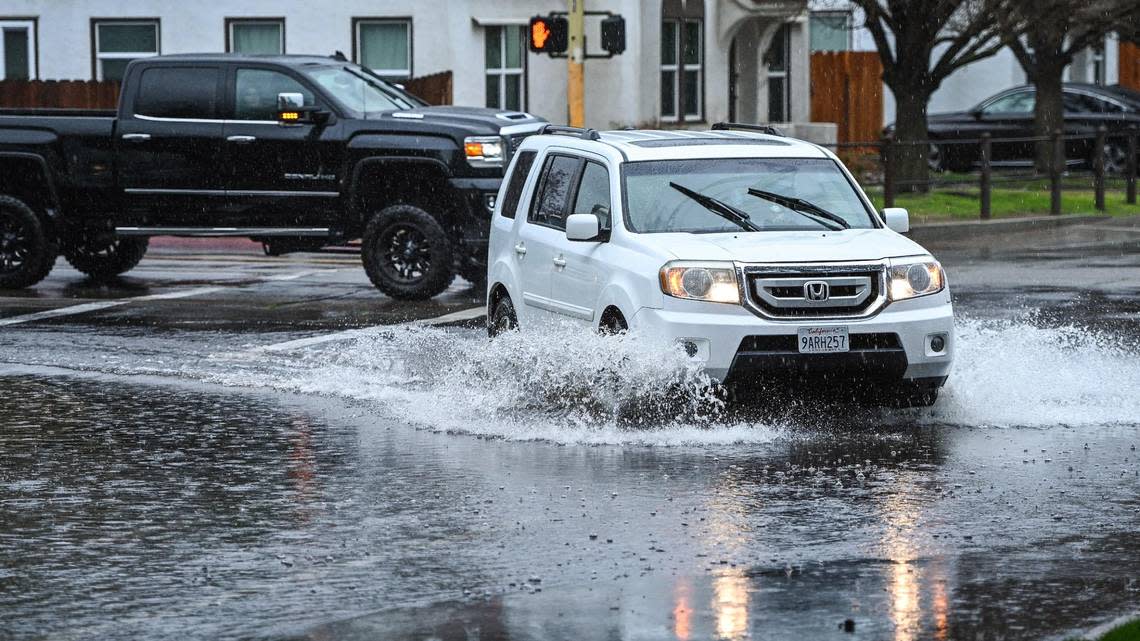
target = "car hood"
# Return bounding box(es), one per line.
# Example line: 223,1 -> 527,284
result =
386,105 -> 545,135
649,229 -> 933,263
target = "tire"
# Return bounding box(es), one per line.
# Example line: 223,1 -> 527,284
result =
0,195 -> 56,289
598,309 -> 628,335
62,234 -> 148,279
362,204 -> 454,300
1100,141 -> 1129,175
487,294 -> 518,337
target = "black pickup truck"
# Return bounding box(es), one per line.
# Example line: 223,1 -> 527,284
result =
0,53 -> 545,298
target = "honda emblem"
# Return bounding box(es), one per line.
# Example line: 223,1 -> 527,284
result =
804,281 -> 830,302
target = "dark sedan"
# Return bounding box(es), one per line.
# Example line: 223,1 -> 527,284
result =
890,83 -> 1140,173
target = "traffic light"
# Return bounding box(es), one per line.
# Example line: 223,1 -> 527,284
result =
600,15 -> 626,55
529,15 -> 568,55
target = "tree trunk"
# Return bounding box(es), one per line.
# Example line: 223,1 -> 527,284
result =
1033,63 -> 1066,172
891,88 -> 932,193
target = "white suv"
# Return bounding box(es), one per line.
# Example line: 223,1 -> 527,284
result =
486,125 -> 953,407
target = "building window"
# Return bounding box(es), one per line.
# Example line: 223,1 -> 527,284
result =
661,0 -> 704,123
485,25 -> 525,111
93,20 -> 159,81
765,23 -> 791,122
0,19 -> 36,80
353,18 -> 411,80
228,19 -> 284,55
810,11 -> 850,52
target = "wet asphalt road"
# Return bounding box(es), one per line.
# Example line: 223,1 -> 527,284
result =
1,220 -> 1139,641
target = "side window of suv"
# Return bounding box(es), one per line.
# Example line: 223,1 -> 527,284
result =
135,66 -> 220,119
234,68 -> 316,121
499,151 -> 537,219
571,161 -> 612,230
530,155 -> 580,230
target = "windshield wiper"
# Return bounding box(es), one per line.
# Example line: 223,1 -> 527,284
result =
746,188 -> 850,231
668,182 -> 761,232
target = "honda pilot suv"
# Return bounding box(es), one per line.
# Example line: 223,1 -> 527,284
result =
486,125 -> 954,407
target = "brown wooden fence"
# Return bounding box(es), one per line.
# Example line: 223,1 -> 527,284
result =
810,51 -> 883,145
0,70 -> 454,110
1121,41 -> 1140,93
0,79 -> 120,109
403,71 -> 452,106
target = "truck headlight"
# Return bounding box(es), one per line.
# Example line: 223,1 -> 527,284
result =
464,136 -> 505,167
888,256 -> 944,300
659,261 -> 740,304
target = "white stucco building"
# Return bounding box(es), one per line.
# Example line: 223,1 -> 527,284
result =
0,0 -> 829,131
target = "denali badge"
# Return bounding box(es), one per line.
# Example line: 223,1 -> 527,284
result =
804,281 -> 830,302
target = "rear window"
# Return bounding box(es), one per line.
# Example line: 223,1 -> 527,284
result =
499,151 -> 537,219
135,66 -> 220,119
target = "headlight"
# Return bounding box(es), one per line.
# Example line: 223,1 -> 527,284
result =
888,256 -> 944,301
464,136 -> 505,167
659,261 -> 740,304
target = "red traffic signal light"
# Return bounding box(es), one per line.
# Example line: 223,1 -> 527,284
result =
529,15 -> 568,55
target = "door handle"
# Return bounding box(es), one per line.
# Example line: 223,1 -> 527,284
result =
514,242 -> 527,256
121,133 -> 151,142
552,256 -> 567,268
226,135 -> 257,144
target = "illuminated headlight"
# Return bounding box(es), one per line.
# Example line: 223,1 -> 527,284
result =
659,261 -> 740,304
464,136 -> 505,167
888,256 -> 945,301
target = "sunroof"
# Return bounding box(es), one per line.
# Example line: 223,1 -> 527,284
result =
628,138 -> 790,148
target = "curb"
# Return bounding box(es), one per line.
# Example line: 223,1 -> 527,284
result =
1074,611 -> 1140,640
909,214 -> 1112,243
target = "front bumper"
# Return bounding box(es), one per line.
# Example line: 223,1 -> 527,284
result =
631,291 -> 954,385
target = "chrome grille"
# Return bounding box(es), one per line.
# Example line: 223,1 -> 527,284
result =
740,262 -> 888,320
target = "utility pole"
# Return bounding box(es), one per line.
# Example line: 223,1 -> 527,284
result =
567,0 -> 585,127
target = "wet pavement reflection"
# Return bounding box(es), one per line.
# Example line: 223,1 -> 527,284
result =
2,374 -> 1138,640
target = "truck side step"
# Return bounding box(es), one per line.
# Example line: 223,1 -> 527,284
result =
115,227 -> 333,238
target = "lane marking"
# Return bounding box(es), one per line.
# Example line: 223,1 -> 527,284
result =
0,270 -> 328,328
247,305 -> 488,354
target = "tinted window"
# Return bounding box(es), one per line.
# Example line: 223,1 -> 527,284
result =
234,68 -> 315,121
499,151 -> 537,219
981,91 -> 1035,115
530,155 -> 580,230
571,162 -> 611,230
135,67 -> 219,119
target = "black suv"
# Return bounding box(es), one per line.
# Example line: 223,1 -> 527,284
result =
0,53 -> 545,298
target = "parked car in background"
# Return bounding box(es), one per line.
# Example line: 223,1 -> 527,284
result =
0,53 -> 545,298
885,83 -> 1140,173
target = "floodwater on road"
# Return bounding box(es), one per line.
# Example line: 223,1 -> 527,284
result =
1,225 -> 1139,641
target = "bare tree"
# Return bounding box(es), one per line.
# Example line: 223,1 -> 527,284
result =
1002,0 -> 1140,170
848,0 -> 1012,191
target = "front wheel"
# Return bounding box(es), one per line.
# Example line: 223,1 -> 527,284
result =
487,294 -> 518,337
0,195 -> 56,289
62,234 -> 148,279
362,204 -> 454,300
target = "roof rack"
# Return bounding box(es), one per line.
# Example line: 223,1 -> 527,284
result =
540,124 -> 601,141
711,122 -> 783,136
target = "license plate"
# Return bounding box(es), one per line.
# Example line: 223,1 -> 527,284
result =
797,326 -> 849,353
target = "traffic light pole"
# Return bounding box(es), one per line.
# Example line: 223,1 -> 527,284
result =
567,0 -> 585,127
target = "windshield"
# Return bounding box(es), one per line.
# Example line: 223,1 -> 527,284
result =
622,158 -> 877,233
300,65 -> 423,115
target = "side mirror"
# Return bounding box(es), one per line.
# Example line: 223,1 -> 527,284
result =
565,213 -> 601,242
276,92 -> 328,125
883,207 -> 910,233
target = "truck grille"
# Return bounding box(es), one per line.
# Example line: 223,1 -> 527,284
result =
740,262 -> 888,320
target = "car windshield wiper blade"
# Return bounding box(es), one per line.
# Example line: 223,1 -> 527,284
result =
669,182 -> 761,232
746,188 -> 850,230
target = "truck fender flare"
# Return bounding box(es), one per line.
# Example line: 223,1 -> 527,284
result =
0,151 -> 62,215
347,156 -> 453,218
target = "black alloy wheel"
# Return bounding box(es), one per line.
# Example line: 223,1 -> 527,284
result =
61,235 -> 148,279
362,204 -> 454,300
0,195 -> 55,289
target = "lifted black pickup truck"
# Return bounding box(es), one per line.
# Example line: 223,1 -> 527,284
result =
0,53 -> 544,298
